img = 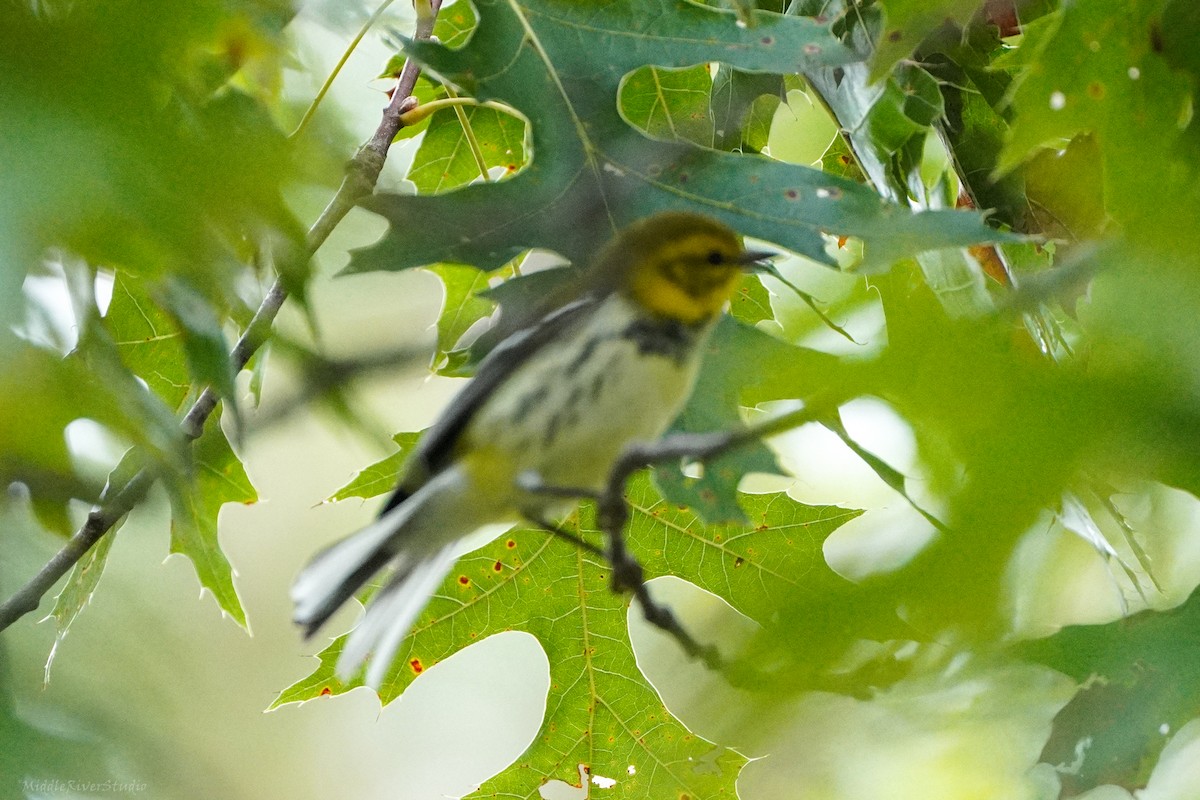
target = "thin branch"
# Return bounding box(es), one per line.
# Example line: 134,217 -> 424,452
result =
582,402 -> 832,667
0,0 -> 444,633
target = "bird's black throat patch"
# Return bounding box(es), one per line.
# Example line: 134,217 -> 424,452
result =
621,316 -> 706,364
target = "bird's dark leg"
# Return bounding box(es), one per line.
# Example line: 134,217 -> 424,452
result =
523,469 -> 723,669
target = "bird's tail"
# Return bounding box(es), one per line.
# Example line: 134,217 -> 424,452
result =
291,505 -> 408,639
341,545 -> 459,687
292,466 -> 491,687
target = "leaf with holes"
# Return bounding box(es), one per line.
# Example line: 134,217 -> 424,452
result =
1018,585 -> 1200,795
347,0 -> 1011,278
274,474 -> 871,797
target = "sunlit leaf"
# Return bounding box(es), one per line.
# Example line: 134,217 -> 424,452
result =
408,105 -> 527,192
620,65 -> 715,147
276,475 -> 868,796
327,432 -> 422,503
166,409 -> 256,629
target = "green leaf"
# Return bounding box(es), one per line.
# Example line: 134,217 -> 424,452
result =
433,0 -> 478,48
43,446 -> 144,681
407,105 -> 527,192
870,0 -> 983,82
104,271 -> 191,411
710,65 -> 784,152
276,475 -> 868,796
158,277 -> 237,414
44,526 -> 117,683
655,317 -> 844,521
348,0 -> 1009,278
426,260 -> 524,373
328,432 -> 422,502
0,333 -> 137,507
728,272 -> 774,325
620,64 -> 715,147
1018,585 -> 1200,795
998,0 -> 1196,234
166,409 -> 256,629
0,9 -> 303,303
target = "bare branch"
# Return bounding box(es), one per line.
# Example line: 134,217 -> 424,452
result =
0,1 -> 444,633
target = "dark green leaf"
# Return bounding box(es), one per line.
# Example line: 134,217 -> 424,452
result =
870,0 -> 983,82
1019,585 -> 1200,795
349,0 -> 1009,278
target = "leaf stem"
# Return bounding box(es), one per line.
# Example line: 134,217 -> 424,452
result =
291,0 -> 400,139
397,96 -> 511,127
446,87 -> 492,183
0,0 -> 445,634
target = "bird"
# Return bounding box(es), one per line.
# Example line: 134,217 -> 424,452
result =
292,211 -> 773,688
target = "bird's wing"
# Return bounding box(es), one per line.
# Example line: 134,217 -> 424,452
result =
382,294 -> 599,510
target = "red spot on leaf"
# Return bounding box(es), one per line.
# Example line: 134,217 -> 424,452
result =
410,658 -> 423,674
458,575 -> 470,586
761,36 -> 774,45
493,560 -> 504,572
887,29 -> 903,42
506,539 -> 517,549
785,189 -> 799,200
319,686 -> 332,696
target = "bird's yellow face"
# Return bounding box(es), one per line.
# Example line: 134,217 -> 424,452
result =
603,212 -> 761,325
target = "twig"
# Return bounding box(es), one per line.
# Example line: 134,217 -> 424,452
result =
589,402 -> 831,667
0,1 -> 444,633
246,343 -> 432,432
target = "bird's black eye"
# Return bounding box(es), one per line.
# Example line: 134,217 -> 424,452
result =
706,250 -> 725,265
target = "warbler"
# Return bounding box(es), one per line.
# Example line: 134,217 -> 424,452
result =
292,211 -> 772,687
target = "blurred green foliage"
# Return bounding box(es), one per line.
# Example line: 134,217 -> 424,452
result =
6,0 -> 1200,798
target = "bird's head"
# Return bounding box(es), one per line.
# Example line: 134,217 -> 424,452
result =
595,212 -> 773,325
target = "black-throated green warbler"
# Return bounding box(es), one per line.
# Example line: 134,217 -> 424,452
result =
293,211 -> 772,687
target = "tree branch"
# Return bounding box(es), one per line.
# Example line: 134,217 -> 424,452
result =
586,403 -> 830,667
0,0 -> 444,633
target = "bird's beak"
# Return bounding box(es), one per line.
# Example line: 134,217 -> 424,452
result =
737,249 -> 778,270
